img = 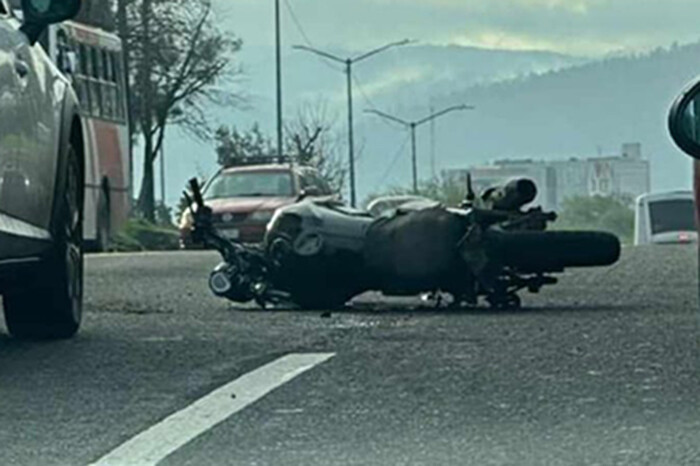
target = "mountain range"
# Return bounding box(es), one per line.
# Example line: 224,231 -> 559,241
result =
158,41 -> 699,207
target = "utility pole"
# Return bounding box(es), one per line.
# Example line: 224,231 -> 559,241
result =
275,0 -> 284,160
116,0 -> 134,204
366,105 -> 474,193
293,40 -> 411,207
345,59 -> 354,203
429,99 -> 436,178
159,136 -> 165,206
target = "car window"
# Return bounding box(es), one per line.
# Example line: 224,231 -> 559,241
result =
0,1 -> 7,16
204,171 -> 294,199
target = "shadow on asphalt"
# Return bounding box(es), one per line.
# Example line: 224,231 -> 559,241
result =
226,302 -> 639,317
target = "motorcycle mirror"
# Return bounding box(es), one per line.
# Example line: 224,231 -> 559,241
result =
465,172 -> 475,202
669,77 -> 700,159
188,178 -> 205,208
298,186 -> 322,200
182,191 -> 194,214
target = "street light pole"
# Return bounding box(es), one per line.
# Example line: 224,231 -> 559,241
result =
275,0 -> 284,159
366,105 -> 474,194
410,123 -> 417,192
345,60 -> 356,206
160,135 -> 166,205
293,39 -> 411,207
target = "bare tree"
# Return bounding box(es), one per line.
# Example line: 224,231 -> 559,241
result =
125,0 -> 242,221
214,103 -> 347,194
284,102 -> 347,193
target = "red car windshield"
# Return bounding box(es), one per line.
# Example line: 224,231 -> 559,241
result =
205,171 -> 294,199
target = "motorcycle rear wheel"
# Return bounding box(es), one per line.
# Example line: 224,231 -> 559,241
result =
485,230 -> 621,272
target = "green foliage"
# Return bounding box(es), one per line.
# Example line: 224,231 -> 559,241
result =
110,219 -> 179,252
214,124 -> 272,167
154,201 -> 174,227
555,195 -> 634,243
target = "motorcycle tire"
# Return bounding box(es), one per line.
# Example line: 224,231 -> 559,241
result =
484,230 -> 621,272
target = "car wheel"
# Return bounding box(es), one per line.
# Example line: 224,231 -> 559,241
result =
3,143 -> 84,339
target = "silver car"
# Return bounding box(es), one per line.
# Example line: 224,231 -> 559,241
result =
0,0 -> 84,339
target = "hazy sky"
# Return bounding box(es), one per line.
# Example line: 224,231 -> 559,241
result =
157,0 -> 700,206
217,0 -> 700,56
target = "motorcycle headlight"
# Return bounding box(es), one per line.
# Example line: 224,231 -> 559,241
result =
250,210 -> 275,223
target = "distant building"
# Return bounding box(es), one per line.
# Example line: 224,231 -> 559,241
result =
444,143 -> 651,211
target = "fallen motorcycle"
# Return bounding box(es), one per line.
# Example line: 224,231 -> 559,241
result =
184,176 -> 620,310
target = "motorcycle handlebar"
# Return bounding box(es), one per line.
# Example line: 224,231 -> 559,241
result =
189,178 -> 205,209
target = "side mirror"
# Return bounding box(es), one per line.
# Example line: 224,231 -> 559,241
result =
20,0 -> 81,45
669,78 -> 700,159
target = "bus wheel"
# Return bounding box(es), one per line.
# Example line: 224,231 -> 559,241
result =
4,143 -> 84,339
96,188 -> 111,252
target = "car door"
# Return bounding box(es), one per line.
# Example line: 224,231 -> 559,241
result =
24,26 -> 62,231
0,6 -> 59,232
0,3 -> 38,227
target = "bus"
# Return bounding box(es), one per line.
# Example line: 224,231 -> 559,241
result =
634,191 -> 697,245
42,20 -> 131,251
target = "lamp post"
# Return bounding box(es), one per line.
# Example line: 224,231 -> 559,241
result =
293,40 -> 411,206
275,0 -> 284,159
366,105 -> 474,193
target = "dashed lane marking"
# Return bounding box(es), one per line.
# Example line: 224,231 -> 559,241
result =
88,353 -> 335,466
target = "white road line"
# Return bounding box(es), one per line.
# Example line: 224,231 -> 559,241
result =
88,353 -> 335,466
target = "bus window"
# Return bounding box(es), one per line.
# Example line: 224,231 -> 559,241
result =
90,47 -> 103,117
56,29 -> 70,74
102,49 -> 114,119
75,44 -> 90,111
78,44 -> 88,75
112,53 -> 125,122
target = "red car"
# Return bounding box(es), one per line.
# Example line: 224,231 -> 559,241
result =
180,163 -> 336,246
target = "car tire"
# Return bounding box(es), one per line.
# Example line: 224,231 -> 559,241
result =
3,143 -> 84,339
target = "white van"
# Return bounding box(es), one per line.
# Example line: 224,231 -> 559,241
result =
634,191 -> 697,245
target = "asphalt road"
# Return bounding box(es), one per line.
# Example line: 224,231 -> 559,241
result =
0,245 -> 699,465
